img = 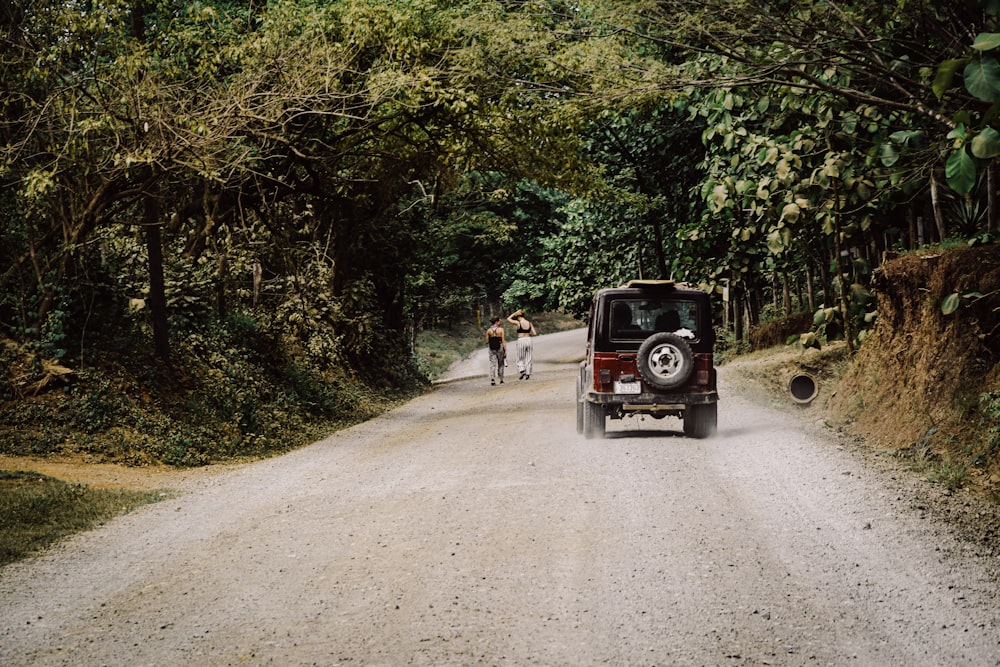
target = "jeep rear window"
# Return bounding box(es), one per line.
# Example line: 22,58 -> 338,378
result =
609,299 -> 700,342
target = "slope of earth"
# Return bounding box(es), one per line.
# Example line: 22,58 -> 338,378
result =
828,245 -> 1000,493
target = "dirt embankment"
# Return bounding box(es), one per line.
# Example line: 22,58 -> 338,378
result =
732,246 -> 1000,495
827,247 -> 1000,485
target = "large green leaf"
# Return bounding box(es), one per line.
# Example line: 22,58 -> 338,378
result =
780,202 -> 801,223
972,33 -> 1000,52
879,142 -> 899,167
971,127 -> 1000,158
933,59 -> 967,99
889,130 -> 923,146
963,56 -> 1000,102
945,149 -> 977,194
800,331 -> 820,350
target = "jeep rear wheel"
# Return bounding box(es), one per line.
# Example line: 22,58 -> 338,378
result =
636,332 -> 695,390
683,402 -> 717,439
583,400 -> 605,439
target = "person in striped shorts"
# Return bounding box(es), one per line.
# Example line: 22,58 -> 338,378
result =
506,309 -> 537,380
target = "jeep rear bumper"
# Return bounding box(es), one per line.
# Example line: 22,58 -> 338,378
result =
582,390 -> 718,408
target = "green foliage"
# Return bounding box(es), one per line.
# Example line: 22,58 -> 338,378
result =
927,459 -> 972,491
499,103 -> 709,316
801,308 -> 842,351
0,472 -> 162,567
800,257 -> 876,350
714,325 -> 751,364
940,286 -> 996,316
0,310 -> 420,466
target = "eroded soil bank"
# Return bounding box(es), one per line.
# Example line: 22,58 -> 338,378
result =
830,246 -> 1000,490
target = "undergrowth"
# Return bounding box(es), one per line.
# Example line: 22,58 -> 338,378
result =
0,313 -> 424,467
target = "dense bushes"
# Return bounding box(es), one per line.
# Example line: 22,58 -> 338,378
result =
0,312 -> 425,467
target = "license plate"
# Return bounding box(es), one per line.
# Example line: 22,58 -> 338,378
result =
614,381 -> 641,394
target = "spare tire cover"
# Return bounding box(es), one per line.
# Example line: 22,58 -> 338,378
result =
636,332 -> 695,390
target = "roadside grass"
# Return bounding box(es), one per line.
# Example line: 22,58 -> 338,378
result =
414,321 -> 485,379
0,471 -> 164,568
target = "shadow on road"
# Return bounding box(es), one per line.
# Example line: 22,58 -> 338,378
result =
601,423 -> 774,441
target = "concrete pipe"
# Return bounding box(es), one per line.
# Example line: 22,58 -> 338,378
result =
788,373 -> 818,404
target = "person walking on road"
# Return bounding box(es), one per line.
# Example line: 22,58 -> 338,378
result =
485,317 -> 507,385
506,309 -> 537,380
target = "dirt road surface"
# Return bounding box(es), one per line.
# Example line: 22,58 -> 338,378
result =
2,329 -> 999,666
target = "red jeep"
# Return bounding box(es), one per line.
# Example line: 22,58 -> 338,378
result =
576,280 -> 719,439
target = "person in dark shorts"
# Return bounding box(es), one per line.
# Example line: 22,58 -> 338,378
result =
485,316 -> 507,385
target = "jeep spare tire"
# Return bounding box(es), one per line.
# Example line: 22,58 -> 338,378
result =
636,332 -> 695,390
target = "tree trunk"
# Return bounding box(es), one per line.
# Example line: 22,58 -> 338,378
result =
929,170 -> 947,242
722,285 -> 730,331
646,213 -> 668,279
805,263 -> 815,312
989,163 -> 997,235
816,241 -> 833,306
771,271 -> 779,314
831,207 -> 854,355
216,252 -> 228,318
747,284 -> 761,328
145,192 -> 170,366
733,293 -> 743,343
132,2 -> 167,365
253,262 -> 262,307
782,269 -> 791,316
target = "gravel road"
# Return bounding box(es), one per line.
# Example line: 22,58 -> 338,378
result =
2,328 -> 999,666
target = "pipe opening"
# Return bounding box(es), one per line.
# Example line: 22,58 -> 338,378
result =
788,373 -> 818,404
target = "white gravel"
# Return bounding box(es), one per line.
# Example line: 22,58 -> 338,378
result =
1,328 -> 998,666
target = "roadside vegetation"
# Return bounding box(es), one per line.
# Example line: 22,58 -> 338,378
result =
0,471 -> 163,567
729,245 -> 1000,499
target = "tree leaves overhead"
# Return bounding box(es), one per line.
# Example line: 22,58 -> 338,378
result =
4,0 -> 1000,370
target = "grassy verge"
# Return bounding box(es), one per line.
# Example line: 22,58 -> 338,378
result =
414,321 -> 486,379
0,471 -> 164,568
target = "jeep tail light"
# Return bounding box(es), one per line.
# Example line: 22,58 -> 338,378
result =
695,369 -> 710,385
599,369 -> 612,385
